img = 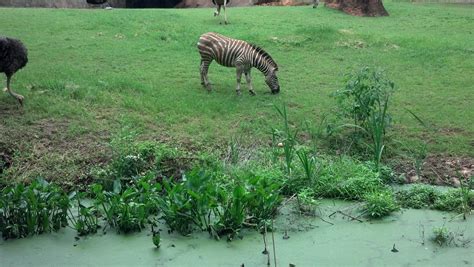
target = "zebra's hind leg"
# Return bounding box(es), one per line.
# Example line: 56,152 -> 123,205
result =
235,67 -> 244,96
200,60 -> 212,92
245,71 -> 255,96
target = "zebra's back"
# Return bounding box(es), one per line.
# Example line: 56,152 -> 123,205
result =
198,32 -> 250,68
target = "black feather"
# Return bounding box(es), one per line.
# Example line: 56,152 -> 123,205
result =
212,0 -> 231,6
0,36 -> 28,78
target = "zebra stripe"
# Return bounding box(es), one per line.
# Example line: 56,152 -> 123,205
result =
197,32 -> 280,95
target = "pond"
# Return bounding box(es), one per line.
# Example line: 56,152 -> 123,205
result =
1,200 -> 472,266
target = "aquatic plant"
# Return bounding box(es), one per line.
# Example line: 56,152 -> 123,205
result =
0,179 -> 69,239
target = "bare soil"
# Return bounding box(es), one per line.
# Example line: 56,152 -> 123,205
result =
0,114 -> 110,189
395,155 -> 473,187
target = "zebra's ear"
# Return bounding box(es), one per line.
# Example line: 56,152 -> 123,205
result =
274,67 -> 279,72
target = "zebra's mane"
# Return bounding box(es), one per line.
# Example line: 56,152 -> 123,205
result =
249,43 -> 278,71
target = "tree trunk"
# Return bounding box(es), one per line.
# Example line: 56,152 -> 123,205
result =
325,0 -> 389,17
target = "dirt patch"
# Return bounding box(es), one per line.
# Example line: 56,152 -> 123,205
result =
394,155 -> 473,187
0,117 -> 110,189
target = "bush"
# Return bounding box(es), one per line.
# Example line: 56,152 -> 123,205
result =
396,185 -> 440,209
314,157 -> 384,200
363,190 -> 399,218
434,189 -> 474,213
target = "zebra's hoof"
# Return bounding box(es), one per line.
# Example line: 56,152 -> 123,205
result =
249,90 -> 256,96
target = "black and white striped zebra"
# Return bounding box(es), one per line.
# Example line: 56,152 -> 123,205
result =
212,0 -> 230,24
197,32 -> 280,95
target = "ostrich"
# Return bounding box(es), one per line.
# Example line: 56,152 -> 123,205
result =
0,37 -> 28,106
212,0 -> 230,25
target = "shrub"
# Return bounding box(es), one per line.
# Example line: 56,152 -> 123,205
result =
314,157 -> 383,200
434,189 -> 474,213
332,66 -> 396,169
363,190 -> 399,218
396,185 -> 440,209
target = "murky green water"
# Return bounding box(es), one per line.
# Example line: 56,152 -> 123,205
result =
1,200 -> 473,266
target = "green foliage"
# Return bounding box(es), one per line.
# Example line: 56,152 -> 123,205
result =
396,185 -> 440,209
296,147 -> 317,183
333,67 -> 395,133
396,184 -> 473,214
0,179 -> 69,239
151,225 -> 161,248
332,67 -> 395,169
297,188 -> 319,214
432,226 -> 453,246
91,174 -> 161,234
247,175 -> 282,223
363,190 -> 399,218
434,188 -> 474,213
68,191 -> 100,236
213,185 -> 248,240
273,104 -> 299,176
314,157 -> 384,200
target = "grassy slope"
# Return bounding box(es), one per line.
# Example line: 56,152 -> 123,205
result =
0,3 -> 473,182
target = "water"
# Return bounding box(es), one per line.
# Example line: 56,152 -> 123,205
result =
1,200 -> 473,266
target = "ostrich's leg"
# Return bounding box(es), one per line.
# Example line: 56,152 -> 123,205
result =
224,1 -> 228,24
4,75 -> 24,106
214,5 -> 221,16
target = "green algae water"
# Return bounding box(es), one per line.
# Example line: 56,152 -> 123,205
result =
1,200 -> 473,266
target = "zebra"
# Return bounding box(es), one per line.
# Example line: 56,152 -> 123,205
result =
197,32 -> 280,95
212,0 -> 230,25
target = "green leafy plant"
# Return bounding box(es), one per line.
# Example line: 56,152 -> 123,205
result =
0,179 -> 69,239
247,175 -> 282,224
68,191 -> 100,236
332,67 -> 395,169
297,188 -> 319,214
432,226 -> 453,246
296,148 -> 317,183
314,157 -> 383,200
158,179 -> 195,235
396,185 -> 440,209
274,104 -> 298,175
213,185 -> 248,240
363,190 -> 399,218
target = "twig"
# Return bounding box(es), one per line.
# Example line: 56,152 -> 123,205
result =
316,215 -> 334,225
329,210 -> 363,222
271,219 -> 277,267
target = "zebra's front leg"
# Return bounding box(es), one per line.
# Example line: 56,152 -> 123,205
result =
245,71 -> 255,96
236,67 -> 244,96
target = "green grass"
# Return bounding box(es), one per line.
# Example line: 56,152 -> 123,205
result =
0,2 -> 473,182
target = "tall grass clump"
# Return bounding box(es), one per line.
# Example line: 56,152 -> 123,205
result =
314,157 -> 385,200
332,67 -> 395,169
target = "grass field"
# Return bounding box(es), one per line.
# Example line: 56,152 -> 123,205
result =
0,2 -> 473,183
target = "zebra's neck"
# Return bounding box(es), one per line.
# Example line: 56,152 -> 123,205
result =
252,56 -> 272,76
249,45 -> 276,76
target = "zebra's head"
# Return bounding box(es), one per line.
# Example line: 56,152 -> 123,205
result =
265,67 -> 280,94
